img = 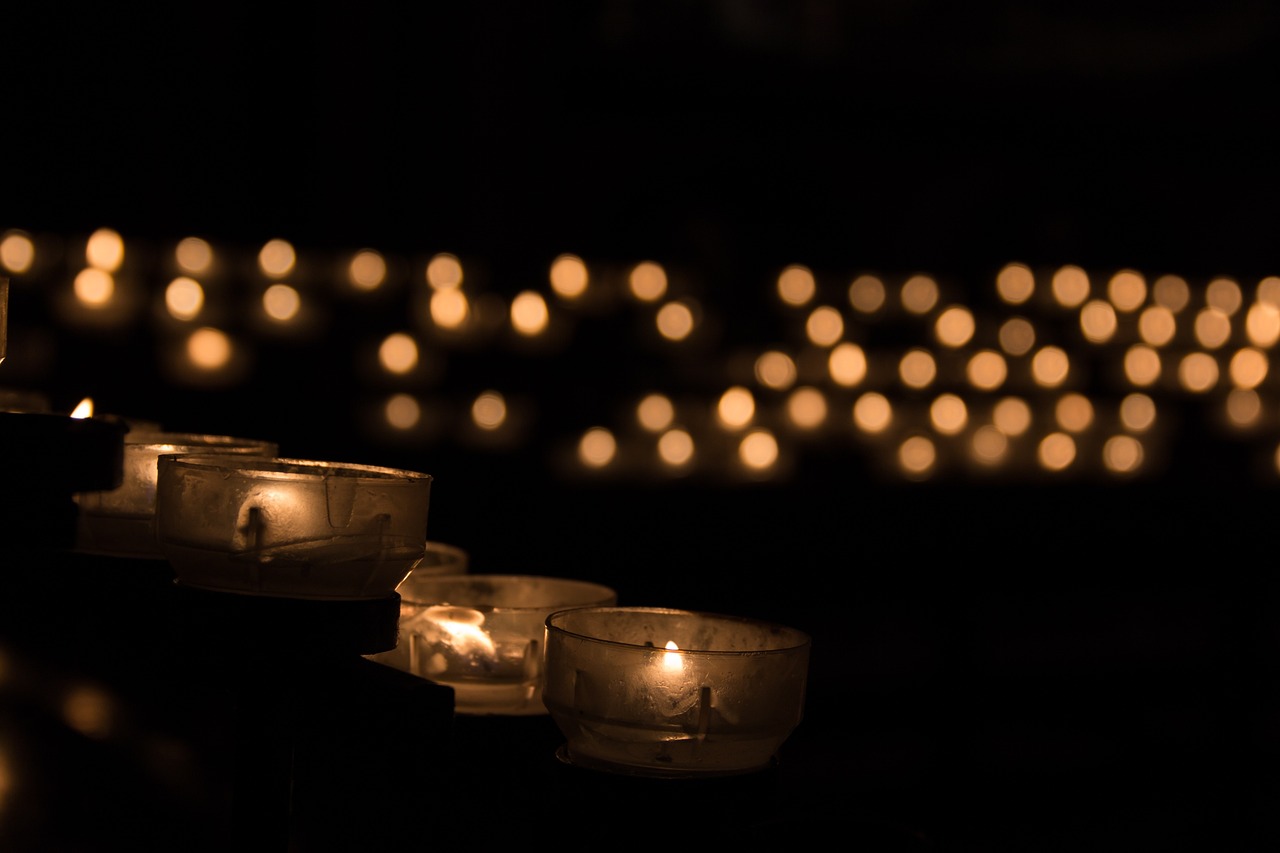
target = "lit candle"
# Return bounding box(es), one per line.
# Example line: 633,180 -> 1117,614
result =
369,574 -> 616,715
543,606 -> 811,778
75,432 -> 277,557
154,455 -> 432,599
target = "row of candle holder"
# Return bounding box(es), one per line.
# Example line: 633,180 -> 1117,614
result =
61,416 -> 811,779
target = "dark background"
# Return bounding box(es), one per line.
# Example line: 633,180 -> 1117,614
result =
4,4 -> 1280,851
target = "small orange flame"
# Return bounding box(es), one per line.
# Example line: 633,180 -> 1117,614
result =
69,397 -> 93,419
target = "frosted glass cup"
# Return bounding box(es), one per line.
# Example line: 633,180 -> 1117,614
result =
75,432 -> 277,557
543,606 -> 812,778
155,455 -> 432,599
370,574 -> 617,715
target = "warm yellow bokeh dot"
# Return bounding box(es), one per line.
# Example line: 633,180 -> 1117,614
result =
86,227 -> 124,272
755,350 -> 798,390
777,264 -> 816,306
999,317 -> 1036,356
1119,393 -> 1157,432
510,290 -> 550,336
966,350 -> 1007,391
1124,344 -> 1162,387
349,250 -> 387,292
636,393 -> 675,432
993,397 -> 1032,436
1051,265 -> 1090,308
935,305 -> 975,348
629,261 -> 668,302
899,348 -> 937,390
901,274 -> 939,315
549,254 -> 588,299
852,392 -> 893,434
848,274 -> 886,313
828,342 -> 867,387
427,253 -> 464,289
1079,299 -> 1117,344
717,386 -> 756,429
995,262 -> 1034,305
805,305 -> 844,347
578,427 -> 617,468
258,238 -> 296,278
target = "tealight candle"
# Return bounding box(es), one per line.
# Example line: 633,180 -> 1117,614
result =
75,431 -> 277,557
542,606 -> 811,778
154,455 -> 432,599
369,574 -> 616,715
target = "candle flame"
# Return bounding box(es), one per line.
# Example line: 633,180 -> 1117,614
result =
425,605 -> 496,658
70,397 -> 93,419
662,640 -> 682,671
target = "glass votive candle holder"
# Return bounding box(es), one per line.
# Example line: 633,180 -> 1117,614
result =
154,455 -> 432,599
369,574 -> 617,715
75,432 -> 278,557
543,606 -> 812,778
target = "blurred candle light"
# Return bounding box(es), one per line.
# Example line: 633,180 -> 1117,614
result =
378,332 -> 419,375
848,273 -> 886,314
1030,346 -> 1070,388
174,236 -> 213,276
970,424 -> 1010,467
737,428 -> 778,473
1051,265 -> 1090,309
262,283 -> 301,322
1079,299 -> 1118,344
1193,307 -> 1231,349
1102,434 -> 1145,475
900,274 -> 939,315
1119,393 -> 1157,432
1257,276 -> 1280,309
1228,347 -> 1268,389
543,606 -> 812,778
929,393 -> 967,436
0,230 -> 35,275
995,261 -> 1034,306
776,264 -> 816,307
1107,269 -> 1147,312
384,394 -> 422,431
1244,300 -> 1280,347
348,249 -> 388,292
578,427 -> 617,469
510,290 -> 550,337
827,342 -> 867,387
1225,388 -> 1262,429
1138,305 -> 1177,347
853,392 -> 893,434
785,386 -> 827,431
1178,352 -> 1220,393
1206,277 -> 1243,316
999,317 -> 1036,356
657,428 -> 695,469
1123,344 -> 1162,387
1153,274 -> 1191,312
898,348 -> 937,390
636,393 -> 675,432
992,396 -> 1032,437
549,254 -> 588,300
755,350 -> 798,390
257,238 -> 296,278
655,299 -> 697,342
1054,393 -> 1094,433
471,391 -> 507,431
716,386 -> 755,430
897,434 -> 937,479
427,253 -> 464,290
85,228 -> 124,272
966,350 -> 1008,391
628,261 -> 668,302
805,305 -> 843,347
164,277 -> 205,321
934,305 -> 975,348
1037,432 -> 1077,472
